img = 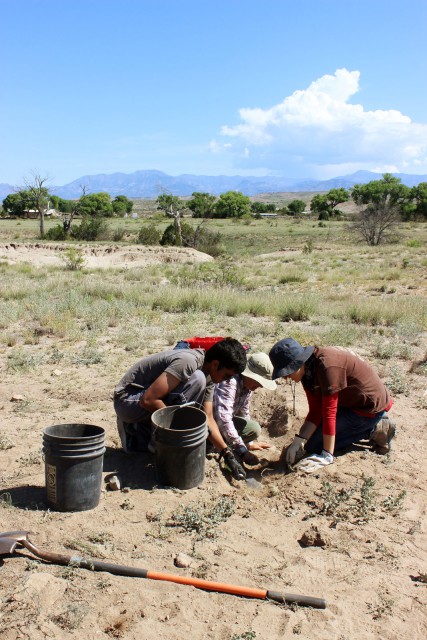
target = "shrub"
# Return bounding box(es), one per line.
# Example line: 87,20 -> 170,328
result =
61,248 -> 85,271
190,225 -> 224,257
406,239 -> 422,248
44,224 -> 68,240
303,238 -> 314,253
112,226 -> 125,241
161,223 -> 182,246
71,217 -> 109,241
137,224 -> 161,245
160,222 -> 217,250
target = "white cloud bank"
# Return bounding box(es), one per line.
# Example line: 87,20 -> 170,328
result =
212,68 -> 427,178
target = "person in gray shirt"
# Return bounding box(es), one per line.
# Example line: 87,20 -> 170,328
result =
113,338 -> 248,480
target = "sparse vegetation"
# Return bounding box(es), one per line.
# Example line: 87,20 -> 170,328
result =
367,588 -> 394,620
0,435 -> 14,450
316,475 -> 406,525
0,211 -> 425,639
167,496 -> 235,540
231,631 -> 257,640
61,247 -> 85,270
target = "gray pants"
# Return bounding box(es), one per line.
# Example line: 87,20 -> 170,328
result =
114,369 -> 207,424
114,370 -> 207,452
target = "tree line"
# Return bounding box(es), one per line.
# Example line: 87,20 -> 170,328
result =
2,173 -> 426,246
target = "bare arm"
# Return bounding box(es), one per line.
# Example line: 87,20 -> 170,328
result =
298,420 -> 335,455
140,372 -> 181,414
298,420 -> 318,441
203,400 -> 228,451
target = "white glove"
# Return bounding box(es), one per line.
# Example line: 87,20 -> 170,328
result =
295,450 -> 334,474
285,435 -> 306,467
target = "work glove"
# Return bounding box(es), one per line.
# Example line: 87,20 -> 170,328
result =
220,447 -> 247,480
294,450 -> 334,474
285,435 -> 306,468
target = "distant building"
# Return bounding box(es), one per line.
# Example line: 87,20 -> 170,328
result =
23,208 -> 59,218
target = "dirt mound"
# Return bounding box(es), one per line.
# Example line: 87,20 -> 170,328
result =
0,243 -> 214,269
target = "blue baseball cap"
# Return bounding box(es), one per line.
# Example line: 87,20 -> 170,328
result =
269,338 -> 314,379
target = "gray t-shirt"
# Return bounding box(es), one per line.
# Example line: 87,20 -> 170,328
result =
114,348 -> 215,402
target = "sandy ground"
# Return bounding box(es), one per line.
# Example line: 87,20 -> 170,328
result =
0,246 -> 426,640
0,242 -> 214,269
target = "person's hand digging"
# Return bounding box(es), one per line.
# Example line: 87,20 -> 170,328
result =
248,441 -> 271,451
220,447 -> 246,480
284,435 -> 306,468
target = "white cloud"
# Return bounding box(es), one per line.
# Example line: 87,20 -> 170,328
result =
217,68 -> 427,177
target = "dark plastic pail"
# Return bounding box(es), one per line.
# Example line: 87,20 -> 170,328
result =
151,406 -> 208,490
42,423 -> 105,512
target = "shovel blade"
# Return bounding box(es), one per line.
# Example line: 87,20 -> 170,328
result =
0,537 -> 21,555
0,531 -> 31,556
245,477 -> 262,491
0,530 -> 30,540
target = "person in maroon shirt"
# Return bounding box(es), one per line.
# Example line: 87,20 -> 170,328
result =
269,338 -> 396,473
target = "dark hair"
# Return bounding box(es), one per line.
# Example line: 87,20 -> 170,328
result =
204,337 -> 247,373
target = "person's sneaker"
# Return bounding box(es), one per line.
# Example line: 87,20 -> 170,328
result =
117,418 -> 138,454
370,415 -> 396,454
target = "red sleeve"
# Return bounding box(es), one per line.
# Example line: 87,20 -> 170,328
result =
305,389 -> 322,426
322,393 -> 339,436
305,389 -> 339,436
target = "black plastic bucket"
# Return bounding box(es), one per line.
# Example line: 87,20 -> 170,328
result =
42,423 -> 106,512
151,406 -> 208,490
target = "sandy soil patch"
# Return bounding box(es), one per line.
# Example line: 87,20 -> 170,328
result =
0,244 -> 426,639
0,243 -> 214,269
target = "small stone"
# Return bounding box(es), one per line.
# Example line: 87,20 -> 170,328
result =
174,552 -> 193,568
10,394 -> 24,402
52,369 -> 62,376
122,486 -> 130,493
108,475 -> 121,491
299,525 -> 329,548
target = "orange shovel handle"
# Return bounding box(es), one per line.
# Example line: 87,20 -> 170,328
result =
147,570 -> 267,599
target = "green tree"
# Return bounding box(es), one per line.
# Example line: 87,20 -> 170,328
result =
287,199 -> 306,216
326,188 -> 350,209
310,188 -> 349,220
78,192 -> 113,217
351,174 -> 411,245
112,195 -> 133,215
49,195 -> 75,213
310,194 -> 329,219
214,191 -> 251,218
250,202 -> 276,213
409,182 -> 427,220
187,192 -> 216,218
2,191 -> 33,217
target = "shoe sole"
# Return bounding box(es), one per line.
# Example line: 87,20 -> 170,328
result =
372,421 -> 396,455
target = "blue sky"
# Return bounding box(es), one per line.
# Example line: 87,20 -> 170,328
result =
1,0 -> 426,186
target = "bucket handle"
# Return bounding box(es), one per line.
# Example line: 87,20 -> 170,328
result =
151,401 -> 206,438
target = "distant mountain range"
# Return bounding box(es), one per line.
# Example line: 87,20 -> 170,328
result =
1,169 -> 426,200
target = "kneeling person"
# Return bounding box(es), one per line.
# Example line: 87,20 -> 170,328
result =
113,337 -> 248,479
269,338 -> 396,474
214,352 -> 276,466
